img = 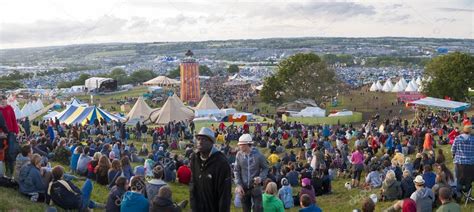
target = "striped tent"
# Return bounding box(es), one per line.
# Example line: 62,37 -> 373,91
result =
57,105 -> 123,125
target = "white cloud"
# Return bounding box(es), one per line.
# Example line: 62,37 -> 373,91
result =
0,0 -> 472,49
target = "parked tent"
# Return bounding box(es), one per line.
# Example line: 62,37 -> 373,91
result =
398,77 -> 408,90
57,105 -> 123,125
391,82 -> 401,92
293,107 -> 326,117
369,82 -> 378,91
69,98 -> 88,107
375,80 -> 383,90
43,111 -> 59,121
415,77 -> 422,86
194,93 -> 223,117
382,79 -> 393,92
151,95 -> 194,124
126,97 -> 157,125
405,82 -> 417,92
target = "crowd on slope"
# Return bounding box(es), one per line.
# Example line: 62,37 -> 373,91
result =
0,92 -> 473,212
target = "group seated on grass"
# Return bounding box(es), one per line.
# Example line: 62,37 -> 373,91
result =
0,111 -> 473,211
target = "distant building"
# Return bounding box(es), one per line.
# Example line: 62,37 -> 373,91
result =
180,50 -> 201,104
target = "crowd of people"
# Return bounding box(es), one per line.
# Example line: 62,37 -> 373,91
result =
0,90 -> 473,212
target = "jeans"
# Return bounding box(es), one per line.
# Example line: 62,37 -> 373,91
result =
81,179 -> 97,210
240,186 -> 262,212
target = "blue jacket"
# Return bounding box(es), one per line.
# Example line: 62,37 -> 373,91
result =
120,191 -> 149,212
422,172 -> 436,189
299,204 -> 322,212
19,164 -> 46,194
122,165 -> 134,180
70,152 -> 80,171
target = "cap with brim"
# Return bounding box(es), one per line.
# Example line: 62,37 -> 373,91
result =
196,127 -> 216,143
413,175 -> 425,185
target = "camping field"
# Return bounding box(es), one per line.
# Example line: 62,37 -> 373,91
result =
1,87 -> 473,211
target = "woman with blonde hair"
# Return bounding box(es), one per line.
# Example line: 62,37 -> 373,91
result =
87,152 -> 102,179
380,170 -> 402,201
262,182 -> 284,212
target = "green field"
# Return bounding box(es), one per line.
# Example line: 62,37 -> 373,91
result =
85,50 -> 137,58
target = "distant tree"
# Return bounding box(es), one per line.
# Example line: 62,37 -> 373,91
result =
0,80 -> 22,89
423,52 -> 474,101
130,69 -> 157,84
108,68 -> 129,85
227,64 -> 239,74
260,53 -> 337,103
199,65 -> 213,76
167,66 -> 180,79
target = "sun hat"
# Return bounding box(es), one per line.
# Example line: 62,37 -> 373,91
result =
238,134 -> 253,145
413,175 -> 425,185
196,127 -> 216,143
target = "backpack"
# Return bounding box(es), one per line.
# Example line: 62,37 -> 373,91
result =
48,180 -> 82,209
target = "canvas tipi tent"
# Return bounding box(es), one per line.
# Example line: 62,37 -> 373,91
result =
126,97 -> 157,125
194,93 -> 223,117
382,79 -> 393,92
369,82 -> 377,91
152,95 -> 194,124
405,82 -> 417,92
391,82 -> 402,92
375,80 -> 383,90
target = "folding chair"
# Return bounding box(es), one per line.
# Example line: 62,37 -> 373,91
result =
463,187 -> 474,207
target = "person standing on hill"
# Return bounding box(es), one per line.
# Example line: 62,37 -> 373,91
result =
234,133 -> 269,212
0,95 -> 19,177
451,124 -> 474,198
190,127 -> 232,212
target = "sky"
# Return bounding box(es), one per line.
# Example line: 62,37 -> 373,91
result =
0,0 -> 473,49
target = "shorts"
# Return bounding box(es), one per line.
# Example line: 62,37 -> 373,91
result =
352,164 -> 364,180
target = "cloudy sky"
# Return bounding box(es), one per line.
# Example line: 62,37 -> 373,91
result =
0,0 -> 472,49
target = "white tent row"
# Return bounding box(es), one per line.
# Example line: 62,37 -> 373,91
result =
382,79 -> 393,92
18,99 -> 45,119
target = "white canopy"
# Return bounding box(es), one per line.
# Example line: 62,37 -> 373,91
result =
408,97 -> 470,112
143,76 -> 179,86
43,111 -> 59,121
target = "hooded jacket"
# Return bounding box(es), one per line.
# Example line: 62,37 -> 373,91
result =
120,191 -> 149,212
382,178 -> 402,200
262,193 -> 284,212
190,147 -> 232,212
106,186 -> 126,212
234,147 -> 269,189
13,154 -> 30,182
146,179 -> 167,202
410,187 -> 434,212
18,163 -> 46,194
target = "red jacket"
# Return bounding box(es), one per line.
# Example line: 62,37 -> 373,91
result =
0,105 -> 18,134
177,165 -> 191,185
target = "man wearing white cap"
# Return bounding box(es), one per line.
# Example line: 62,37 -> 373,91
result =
410,175 -> 435,212
234,133 -> 269,212
189,127 -> 231,212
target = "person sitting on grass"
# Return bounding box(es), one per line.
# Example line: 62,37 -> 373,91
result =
150,186 -> 188,212
400,170 -> 416,199
299,194 -> 322,212
365,165 -> 382,189
106,176 -> 128,212
384,198 -> 417,212
121,176 -> 149,212
95,155 -> 111,185
278,178 -> 294,209
436,187 -> 460,212
76,146 -> 91,176
263,182 -> 284,212
18,153 -> 48,202
300,178 -> 316,205
13,144 -> 32,182
146,165 -> 167,201
46,165 -> 104,210
410,175 -> 435,212
380,170 -> 401,201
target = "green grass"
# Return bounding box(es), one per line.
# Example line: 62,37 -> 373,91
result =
86,50 -> 137,58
